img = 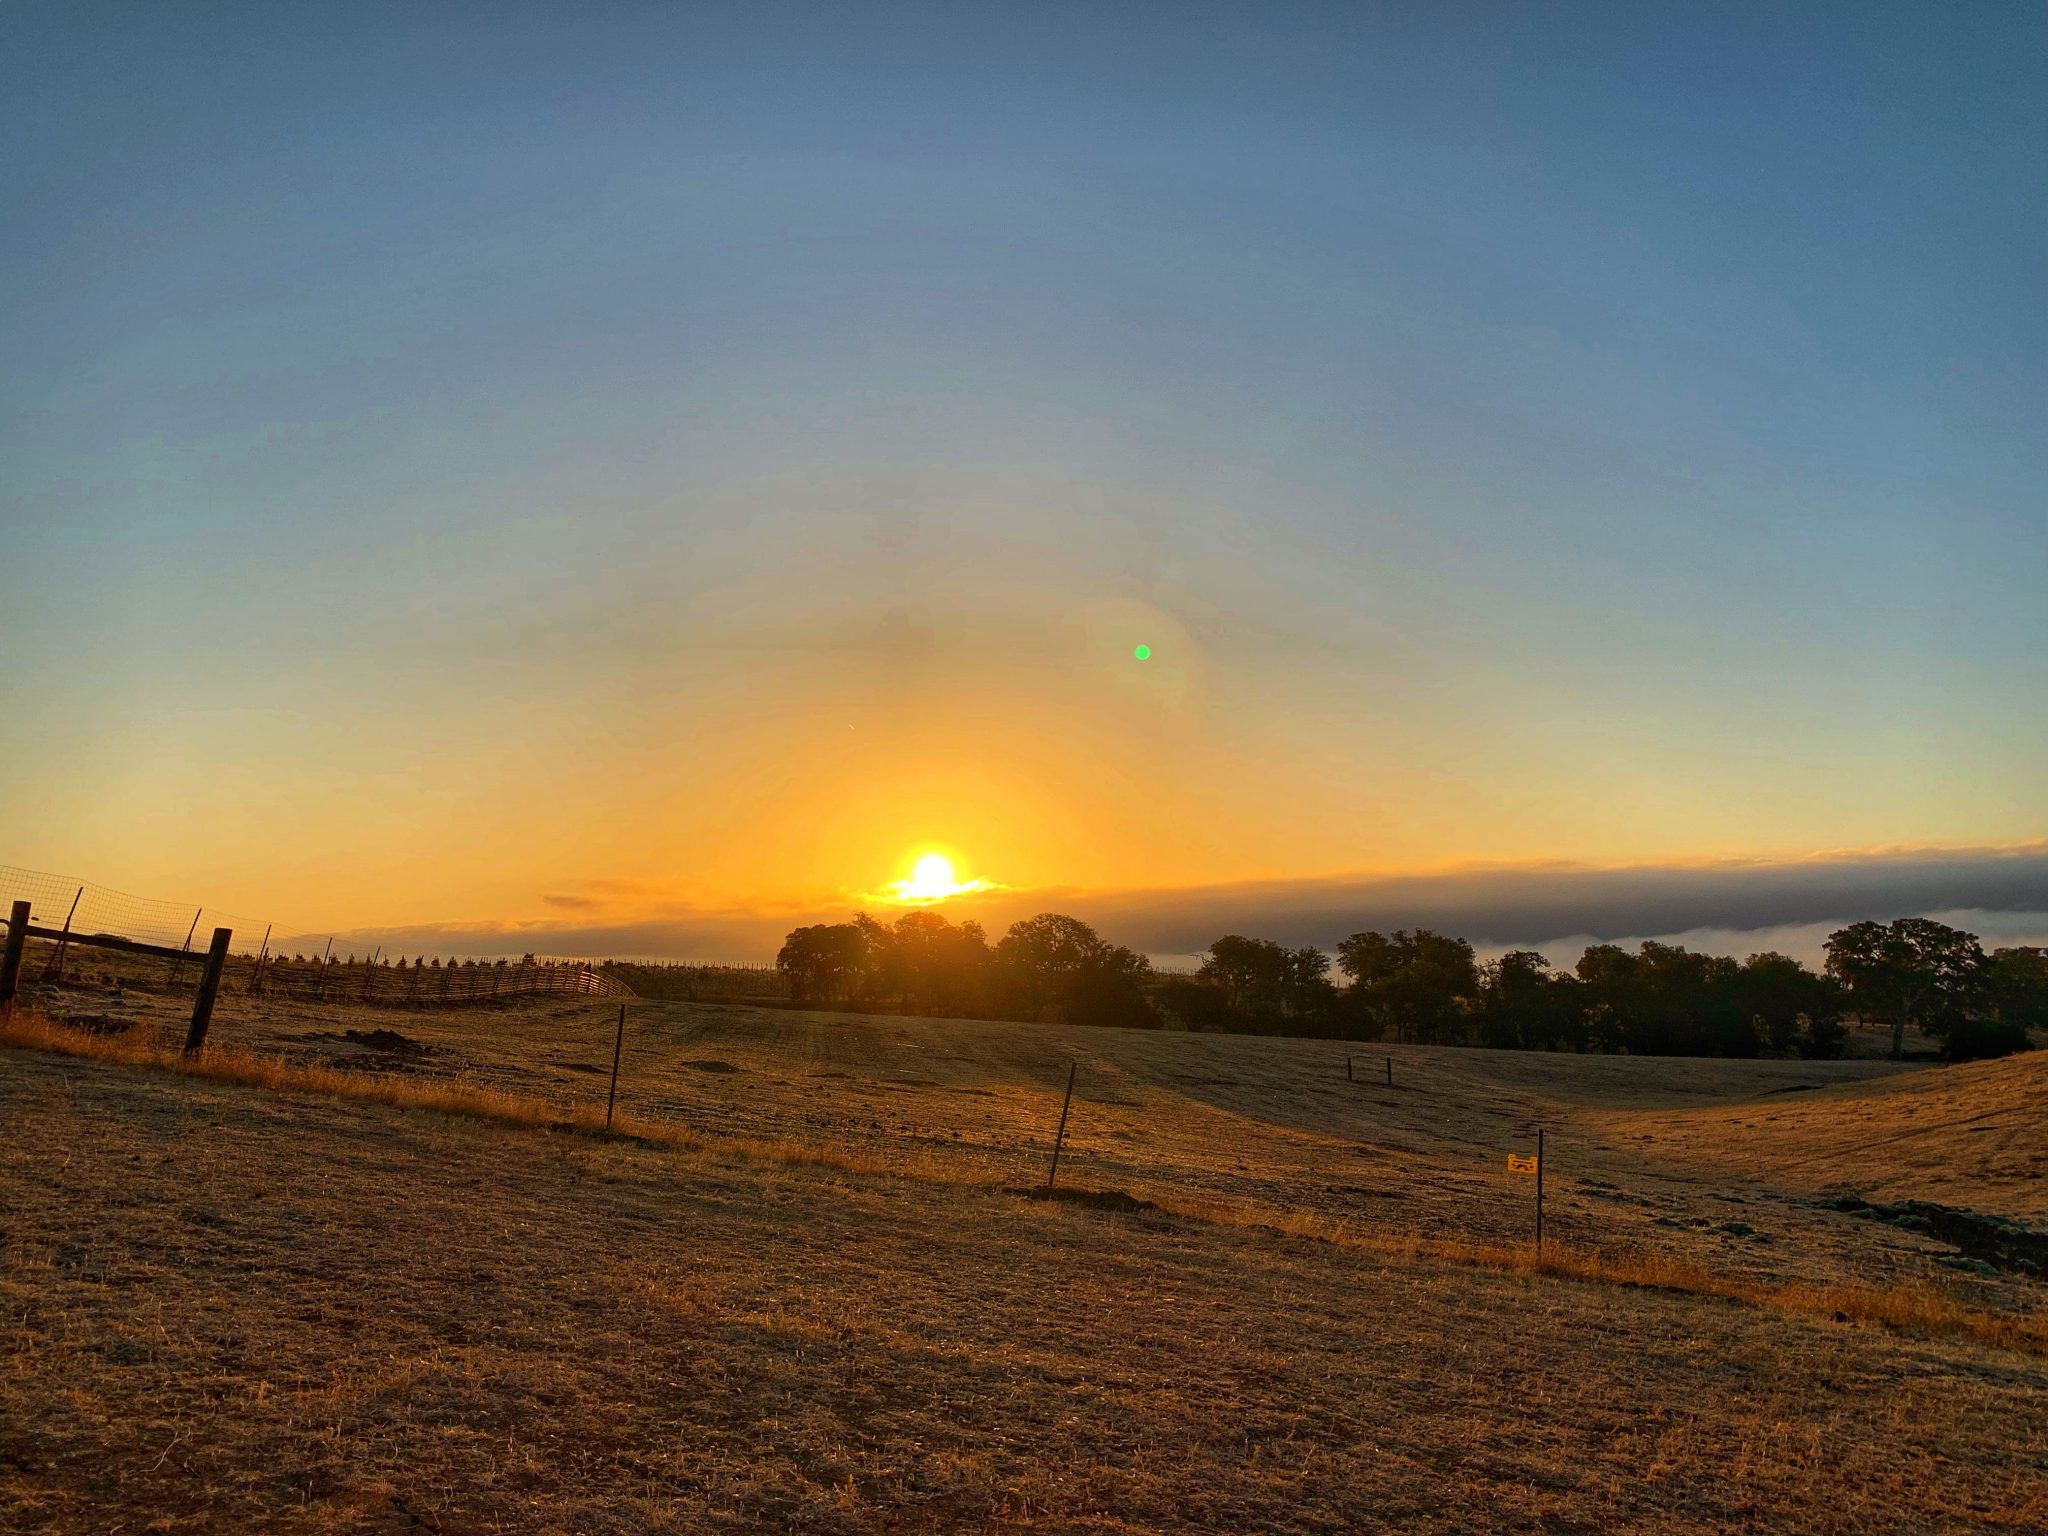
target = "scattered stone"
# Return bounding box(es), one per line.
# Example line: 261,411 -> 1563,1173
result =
1825,1196 -> 2048,1277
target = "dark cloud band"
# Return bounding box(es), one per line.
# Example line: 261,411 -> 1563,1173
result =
307,841 -> 2048,963
1067,842 -> 2048,953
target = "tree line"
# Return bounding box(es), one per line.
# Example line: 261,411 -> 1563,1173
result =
777,911 -> 2045,1062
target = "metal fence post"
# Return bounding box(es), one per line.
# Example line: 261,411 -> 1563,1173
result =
247,924 -> 272,994
605,1004 -> 627,1130
41,886 -> 82,982
1045,1060 -> 1077,1189
166,907 -> 202,989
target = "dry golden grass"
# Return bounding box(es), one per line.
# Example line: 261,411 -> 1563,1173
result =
1594,1048 -> 2048,1217
0,1008 -> 990,1188
4,1037 -> 2045,1535
1150,1195 -> 2048,1357
0,1006 -> 692,1146
6,1006 -> 2041,1361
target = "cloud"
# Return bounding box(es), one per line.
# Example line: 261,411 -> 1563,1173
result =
302,840 -> 2048,965
1061,841 -> 2048,955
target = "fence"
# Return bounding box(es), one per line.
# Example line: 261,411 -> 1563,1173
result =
1,893 -> 235,1052
0,865 -> 634,1011
593,960 -> 790,1003
248,953 -> 633,1005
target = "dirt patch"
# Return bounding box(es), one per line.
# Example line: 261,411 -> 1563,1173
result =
685,1059 -> 740,1074
1006,1185 -> 1159,1214
343,1029 -> 431,1055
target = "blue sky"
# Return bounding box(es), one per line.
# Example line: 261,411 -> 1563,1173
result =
2,2 -> 2043,946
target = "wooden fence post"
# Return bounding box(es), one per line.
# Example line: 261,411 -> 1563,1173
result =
1536,1127 -> 1546,1252
183,927 -> 232,1055
0,900 -> 30,1008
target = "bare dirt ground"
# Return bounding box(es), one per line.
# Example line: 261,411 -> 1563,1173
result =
5,985 -> 2045,1532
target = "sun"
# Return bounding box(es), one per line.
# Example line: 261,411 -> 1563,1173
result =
904,853 -> 958,899
873,849 -> 1001,905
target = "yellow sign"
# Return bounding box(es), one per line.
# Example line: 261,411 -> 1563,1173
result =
1506,1153 -> 1539,1175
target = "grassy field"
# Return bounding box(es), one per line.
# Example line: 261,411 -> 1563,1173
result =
4,988 -> 2045,1532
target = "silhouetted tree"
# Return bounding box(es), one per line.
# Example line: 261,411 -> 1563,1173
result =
776,922 -> 871,1005
1337,929 -> 1477,1043
1571,941 -> 1758,1057
1194,937 -> 1334,1032
1154,976 -> 1239,1032
877,910 -> 990,1015
1924,945 -> 2041,1061
1731,952 -> 1845,1058
1476,951 -> 1585,1051
1825,918 -> 1985,1059
995,913 -> 1156,1028
1982,946 -> 2047,1041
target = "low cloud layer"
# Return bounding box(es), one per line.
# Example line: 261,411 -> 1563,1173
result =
300,841 -> 2048,966
1067,842 -> 2048,956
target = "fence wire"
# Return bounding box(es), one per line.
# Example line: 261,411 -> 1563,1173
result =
0,864 -> 634,1006
0,865 -> 216,954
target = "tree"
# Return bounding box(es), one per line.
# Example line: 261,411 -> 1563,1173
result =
1476,951 -> 1585,1051
1193,937 -> 1334,1032
994,914 -> 1155,1028
1824,918 -> 1985,1059
1733,952 -> 1845,1058
1920,945 -> 2041,1062
1569,941 -> 1763,1057
776,923 -> 872,1005
1984,947 -> 2048,1032
1154,977 -> 1238,1032
1336,929 -> 1477,1043
876,910 -> 990,1015
1200,935 -> 1286,1014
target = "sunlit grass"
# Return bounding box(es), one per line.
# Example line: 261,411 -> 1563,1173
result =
5,1006 -> 2040,1357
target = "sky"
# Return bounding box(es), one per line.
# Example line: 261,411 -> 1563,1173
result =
3,3 -> 2044,962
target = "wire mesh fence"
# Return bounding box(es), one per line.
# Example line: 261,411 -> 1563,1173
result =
0,864 -> 219,955
0,865 -> 635,1008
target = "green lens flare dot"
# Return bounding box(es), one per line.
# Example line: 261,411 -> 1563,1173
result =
1133,644 -> 1151,660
